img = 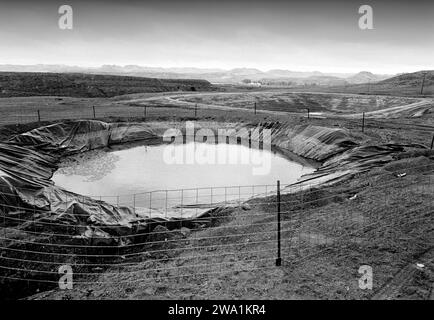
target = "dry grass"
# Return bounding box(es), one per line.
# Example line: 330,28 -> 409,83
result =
28,157 -> 434,300
1,90 -> 434,300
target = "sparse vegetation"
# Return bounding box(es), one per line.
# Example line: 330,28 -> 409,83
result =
1,73 -> 433,300
0,72 -> 213,98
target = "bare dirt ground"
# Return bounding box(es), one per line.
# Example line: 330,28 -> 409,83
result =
121,90 -> 431,116
1,90 -> 433,300
29,158 -> 434,300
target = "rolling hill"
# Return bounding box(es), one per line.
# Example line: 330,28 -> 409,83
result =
301,70 -> 434,96
0,64 -> 393,85
0,72 -> 213,98
378,70 -> 434,87
345,71 -> 390,84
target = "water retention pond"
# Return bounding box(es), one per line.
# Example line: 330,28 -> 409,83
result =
53,141 -> 316,209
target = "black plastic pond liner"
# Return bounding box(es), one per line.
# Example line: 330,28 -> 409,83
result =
0,120 -> 219,243
0,120 -> 428,242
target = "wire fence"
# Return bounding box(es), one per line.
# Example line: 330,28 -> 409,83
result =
1,104 -> 433,148
0,101 -> 433,298
1,101 -> 433,150
0,104 -> 203,127
0,161 -> 433,299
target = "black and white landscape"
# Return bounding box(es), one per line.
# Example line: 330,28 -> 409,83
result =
0,0 -> 433,303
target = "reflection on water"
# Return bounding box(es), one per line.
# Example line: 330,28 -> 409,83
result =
52,142 -> 315,209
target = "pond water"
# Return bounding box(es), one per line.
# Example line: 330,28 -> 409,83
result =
52,142 -> 315,209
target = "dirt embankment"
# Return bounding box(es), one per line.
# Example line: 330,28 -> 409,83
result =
1,118 -> 433,300
0,72 -> 213,98
29,155 -> 434,300
1,119 -> 430,244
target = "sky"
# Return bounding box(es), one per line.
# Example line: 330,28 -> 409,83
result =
0,0 -> 433,74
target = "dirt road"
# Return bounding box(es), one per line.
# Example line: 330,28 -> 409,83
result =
121,90 -> 434,119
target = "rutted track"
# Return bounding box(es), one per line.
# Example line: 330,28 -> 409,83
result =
121,91 -> 434,120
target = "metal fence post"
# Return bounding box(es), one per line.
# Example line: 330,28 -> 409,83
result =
195,104 -> 197,117
420,72 -> 427,95
431,134 -> 434,149
248,130 -> 252,148
149,192 -> 152,217
276,180 -> 282,266
37,110 -> 41,123
307,108 -> 310,119
133,194 -> 136,216
254,102 -> 257,115
3,203 -> 6,239
196,188 -> 199,217
180,189 -> 183,229
166,190 -> 168,219
144,106 -> 147,118
362,112 -> 365,133
93,106 -> 96,119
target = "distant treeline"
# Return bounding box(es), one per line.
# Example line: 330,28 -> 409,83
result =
0,72 -> 213,98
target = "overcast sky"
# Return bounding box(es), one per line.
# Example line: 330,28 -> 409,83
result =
0,0 -> 433,73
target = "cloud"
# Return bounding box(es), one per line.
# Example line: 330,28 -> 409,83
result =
0,0 -> 432,73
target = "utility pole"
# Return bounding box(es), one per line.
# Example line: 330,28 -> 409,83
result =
420,72 -> 427,95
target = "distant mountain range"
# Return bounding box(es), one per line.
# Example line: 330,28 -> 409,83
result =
0,64 -> 393,85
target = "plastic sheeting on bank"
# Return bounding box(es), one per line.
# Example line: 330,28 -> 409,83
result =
1,121 -> 218,244
0,120 -> 428,243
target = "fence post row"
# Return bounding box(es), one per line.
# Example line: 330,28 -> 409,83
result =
276,180 -> 282,267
